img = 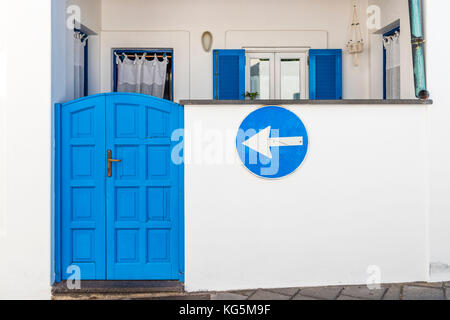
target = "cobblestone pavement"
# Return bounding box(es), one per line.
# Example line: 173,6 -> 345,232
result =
53,282 -> 450,300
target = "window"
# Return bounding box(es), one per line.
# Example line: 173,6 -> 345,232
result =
212,49 -> 341,101
383,27 -> 400,99
276,53 -> 307,100
247,53 -> 273,99
112,49 -> 174,101
245,49 -> 308,100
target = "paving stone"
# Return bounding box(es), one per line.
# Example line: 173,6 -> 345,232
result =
248,290 -> 291,300
337,295 -> 362,300
402,286 -> 445,300
382,286 -> 402,300
133,294 -> 211,300
292,293 -> 319,300
266,288 -> 299,297
55,282 -> 450,301
341,286 -> 386,300
411,282 -> 443,288
298,287 -> 343,300
231,290 -> 257,297
211,293 -> 248,300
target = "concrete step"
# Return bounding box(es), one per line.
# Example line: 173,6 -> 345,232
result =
52,281 -> 184,295
52,292 -> 211,301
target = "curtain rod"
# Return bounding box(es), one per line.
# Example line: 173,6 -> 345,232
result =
119,54 -> 172,59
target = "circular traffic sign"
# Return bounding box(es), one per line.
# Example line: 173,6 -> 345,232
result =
236,106 -> 309,179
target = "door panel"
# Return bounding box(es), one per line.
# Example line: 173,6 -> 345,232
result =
105,95 -> 181,280
61,96 -> 106,280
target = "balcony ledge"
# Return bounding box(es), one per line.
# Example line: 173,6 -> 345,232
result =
179,99 -> 433,106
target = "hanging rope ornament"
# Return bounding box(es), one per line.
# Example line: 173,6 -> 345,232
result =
346,1 -> 364,66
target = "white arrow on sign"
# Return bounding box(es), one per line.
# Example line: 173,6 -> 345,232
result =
242,126 -> 303,159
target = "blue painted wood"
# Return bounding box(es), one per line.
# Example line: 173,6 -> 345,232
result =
84,39 -> 88,96
309,49 -> 342,100
60,95 -> 107,280
213,49 -> 245,100
54,103 -> 62,283
58,93 -> 184,281
178,104 -> 185,282
105,94 -> 183,280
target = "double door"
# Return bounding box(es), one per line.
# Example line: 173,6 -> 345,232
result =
59,93 -> 183,280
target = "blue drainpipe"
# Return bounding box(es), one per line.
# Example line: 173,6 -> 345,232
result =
409,0 -> 429,99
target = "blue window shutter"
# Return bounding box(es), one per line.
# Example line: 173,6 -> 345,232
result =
309,49 -> 342,100
213,49 -> 245,100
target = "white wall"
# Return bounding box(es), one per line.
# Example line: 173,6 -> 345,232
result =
1,0 -> 448,299
426,0 -> 450,281
184,104 -> 429,292
0,0 -> 52,299
368,0 -> 415,99
182,0 -> 450,291
0,1 -> 6,256
100,0 -> 370,100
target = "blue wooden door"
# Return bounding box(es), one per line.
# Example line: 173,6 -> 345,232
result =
61,95 -> 107,280
105,94 -> 182,280
60,93 -> 183,281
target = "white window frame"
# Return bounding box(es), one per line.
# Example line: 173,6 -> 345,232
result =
244,48 -> 309,100
245,52 -> 275,100
275,52 -> 308,100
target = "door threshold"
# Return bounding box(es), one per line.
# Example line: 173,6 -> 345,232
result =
52,280 -> 184,295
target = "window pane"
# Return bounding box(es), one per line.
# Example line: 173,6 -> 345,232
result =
280,59 -> 300,99
250,58 -> 270,99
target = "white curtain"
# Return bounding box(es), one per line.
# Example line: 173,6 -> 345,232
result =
116,53 -> 168,99
383,31 -> 401,99
74,33 -> 87,99
117,54 -> 143,93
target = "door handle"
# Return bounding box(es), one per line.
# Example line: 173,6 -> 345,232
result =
107,149 -> 121,177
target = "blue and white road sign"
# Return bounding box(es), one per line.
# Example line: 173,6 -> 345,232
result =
236,106 -> 309,179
